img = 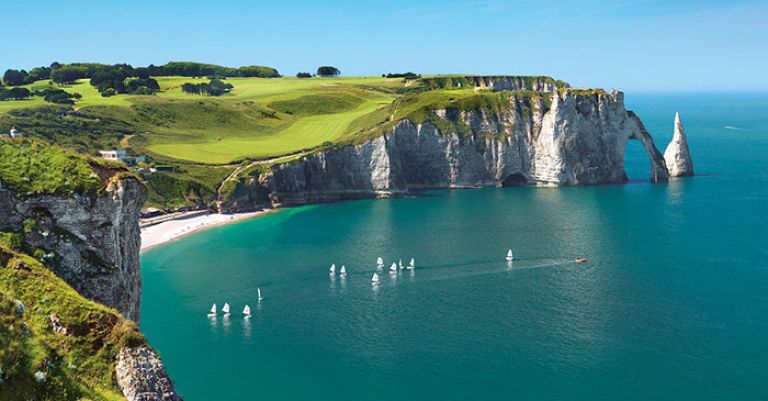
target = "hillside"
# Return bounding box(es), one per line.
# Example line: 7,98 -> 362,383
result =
0,72 -> 567,210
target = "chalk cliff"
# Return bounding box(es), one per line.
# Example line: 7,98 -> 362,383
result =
663,112 -> 694,177
0,172 -> 145,321
223,88 -> 675,209
0,141 -> 181,400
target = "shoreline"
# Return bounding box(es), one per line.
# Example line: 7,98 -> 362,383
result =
139,209 -> 274,253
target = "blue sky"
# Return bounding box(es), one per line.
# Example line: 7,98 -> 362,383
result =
1,0 -> 766,91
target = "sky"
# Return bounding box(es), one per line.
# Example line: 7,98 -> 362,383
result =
1,0 -> 767,91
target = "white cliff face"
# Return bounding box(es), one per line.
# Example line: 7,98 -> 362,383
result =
0,175 -> 146,321
222,90 -> 678,209
664,112 -> 694,177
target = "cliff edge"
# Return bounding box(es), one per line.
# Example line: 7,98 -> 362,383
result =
0,139 -> 180,400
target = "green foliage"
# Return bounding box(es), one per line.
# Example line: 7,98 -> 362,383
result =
317,66 -> 341,77
0,140 -> 105,196
269,93 -> 364,116
0,246 -> 144,400
180,78 -> 233,96
0,87 -> 31,101
0,106 -> 134,154
296,72 -> 312,78
3,70 -> 28,86
151,62 -> 280,78
33,88 -> 81,105
0,231 -> 23,250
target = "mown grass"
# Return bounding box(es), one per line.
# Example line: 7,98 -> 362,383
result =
0,246 -> 142,401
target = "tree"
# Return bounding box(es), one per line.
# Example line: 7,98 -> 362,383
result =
296,72 -> 312,78
28,66 -> 52,81
0,87 -> 31,100
3,69 -> 28,86
51,67 -> 86,85
316,66 -> 340,77
126,78 -> 160,94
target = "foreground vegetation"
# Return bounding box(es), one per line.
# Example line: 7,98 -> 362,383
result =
0,245 -> 144,401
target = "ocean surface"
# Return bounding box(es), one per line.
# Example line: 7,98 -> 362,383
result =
141,93 -> 768,401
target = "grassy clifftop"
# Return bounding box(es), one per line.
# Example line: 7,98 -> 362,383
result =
0,139 -> 128,197
0,245 -> 143,401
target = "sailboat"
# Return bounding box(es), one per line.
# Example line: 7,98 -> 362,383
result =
208,303 -> 217,315
390,262 -> 397,272
371,273 -> 380,284
243,304 -> 251,317
329,263 -> 336,274
340,265 -> 347,276
376,257 -> 384,268
222,302 -> 231,316
408,258 -> 415,269
399,258 -> 404,270
506,249 -> 514,261
257,288 -> 264,302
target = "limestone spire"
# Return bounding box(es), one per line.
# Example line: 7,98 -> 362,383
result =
663,112 -> 694,177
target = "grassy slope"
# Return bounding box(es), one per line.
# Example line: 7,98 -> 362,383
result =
0,245 -> 141,401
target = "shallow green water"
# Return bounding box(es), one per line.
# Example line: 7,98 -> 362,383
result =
141,93 -> 768,400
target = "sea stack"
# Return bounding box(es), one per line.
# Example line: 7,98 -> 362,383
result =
663,112 -> 694,177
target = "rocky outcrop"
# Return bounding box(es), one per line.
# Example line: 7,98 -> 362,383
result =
663,112 -> 694,177
116,347 -> 183,401
0,174 -> 146,321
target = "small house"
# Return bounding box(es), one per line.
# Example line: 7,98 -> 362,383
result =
99,150 -> 128,162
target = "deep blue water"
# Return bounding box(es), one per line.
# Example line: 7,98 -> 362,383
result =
141,93 -> 768,400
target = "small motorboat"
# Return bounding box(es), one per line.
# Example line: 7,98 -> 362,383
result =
575,258 -> 588,264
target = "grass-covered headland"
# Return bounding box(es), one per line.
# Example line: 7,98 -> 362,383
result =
1,60 -> 571,211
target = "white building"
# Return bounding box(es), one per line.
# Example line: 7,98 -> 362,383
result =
99,150 -> 128,161
4,126 -> 23,138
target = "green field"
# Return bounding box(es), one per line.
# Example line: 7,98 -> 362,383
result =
1,76 -> 405,164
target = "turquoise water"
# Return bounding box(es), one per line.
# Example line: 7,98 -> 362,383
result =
141,93 -> 768,400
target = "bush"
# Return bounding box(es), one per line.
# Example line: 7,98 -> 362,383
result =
296,72 -> 312,78
34,88 -> 80,105
0,87 -> 31,101
317,66 -> 341,77
100,88 -> 117,97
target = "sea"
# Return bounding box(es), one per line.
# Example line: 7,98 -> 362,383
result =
140,93 -> 768,401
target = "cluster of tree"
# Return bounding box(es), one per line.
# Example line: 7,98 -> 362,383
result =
383,72 -> 420,79
0,87 -> 31,101
296,72 -> 313,78
33,88 -> 82,104
180,79 -> 234,96
88,65 -> 160,96
2,66 -> 53,86
316,66 -> 341,77
147,62 -> 280,78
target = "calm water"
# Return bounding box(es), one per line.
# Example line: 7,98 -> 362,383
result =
141,93 -> 768,401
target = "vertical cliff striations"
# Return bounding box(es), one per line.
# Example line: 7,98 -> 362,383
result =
219,88 -> 678,209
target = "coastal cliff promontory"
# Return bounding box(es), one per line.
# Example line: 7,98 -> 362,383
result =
0,140 -> 180,401
220,80 -> 683,210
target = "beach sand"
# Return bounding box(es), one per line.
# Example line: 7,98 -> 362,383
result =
140,210 -> 272,252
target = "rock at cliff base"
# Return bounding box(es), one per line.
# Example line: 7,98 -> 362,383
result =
663,112 -> 694,177
116,346 -> 183,401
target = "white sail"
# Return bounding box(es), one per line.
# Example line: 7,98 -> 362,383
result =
371,273 -> 379,283
399,259 -> 404,269
340,265 -> 347,275
222,302 -> 230,314
209,303 -> 217,314
257,288 -> 263,301
376,257 -> 384,267
506,249 -> 514,261
409,258 -> 415,267
243,305 -> 251,316
390,262 -> 397,272
329,263 -> 336,274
